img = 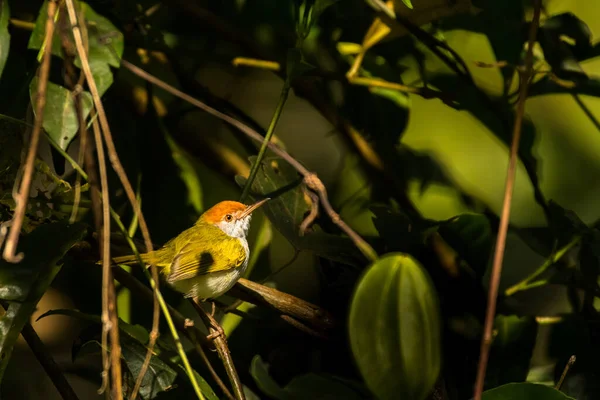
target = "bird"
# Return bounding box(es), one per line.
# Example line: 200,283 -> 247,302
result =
110,198 -> 269,301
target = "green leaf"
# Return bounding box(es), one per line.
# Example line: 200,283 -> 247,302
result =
27,1 -> 63,60
485,315 -> 538,390
121,336 -> 177,400
29,78 -> 93,151
400,0 -> 414,9
236,156 -> 365,267
76,2 -> 124,69
429,74 -> 548,216
0,0 -> 10,79
438,213 -> 492,278
0,221 -> 87,382
164,130 -> 203,214
250,355 -> 365,400
482,383 -> 574,400
349,253 -> 442,400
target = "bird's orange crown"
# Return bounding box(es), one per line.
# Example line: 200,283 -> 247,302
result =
201,201 -> 247,225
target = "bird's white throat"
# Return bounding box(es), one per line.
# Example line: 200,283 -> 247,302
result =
216,215 -> 252,239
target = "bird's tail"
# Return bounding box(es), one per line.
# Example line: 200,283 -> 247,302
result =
97,252 -> 158,266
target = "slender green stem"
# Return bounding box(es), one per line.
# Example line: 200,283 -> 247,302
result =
47,135 -> 206,400
504,236 -> 581,297
240,81 -> 291,203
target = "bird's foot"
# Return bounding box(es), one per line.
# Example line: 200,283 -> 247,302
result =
205,313 -> 225,341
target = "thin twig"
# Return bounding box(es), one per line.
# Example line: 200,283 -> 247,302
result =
473,2 -> 542,399
91,113 -> 121,398
555,355 -> 576,390
2,0 -> 58,262
190,339 -> 235,400
504,236 -> 581,297
299,189 -> 319,235
62,1 -> 162,396
21,323 -> 80,400
232,57 -> 280,71
119,60 -> 377,262
240,81 -> 290,202
190,300 -> 245,400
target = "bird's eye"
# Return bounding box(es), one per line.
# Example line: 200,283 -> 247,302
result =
225,214 -> 233,222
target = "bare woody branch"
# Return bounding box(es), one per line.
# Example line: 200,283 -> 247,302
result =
2,0 -> 58,262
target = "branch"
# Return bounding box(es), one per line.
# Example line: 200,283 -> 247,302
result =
231,278 -> 335,334
190,301 -> 245,400
2,0 -> 57,262
473,2 -> 542,398
21,323 -> 80,400
120,59 -> 377,262
62,1 -> 162,397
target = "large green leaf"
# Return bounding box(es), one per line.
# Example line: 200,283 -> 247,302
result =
0,221 -> 87,382
29,78 -> 93,151
236,155 -> 365,267
482,383 -> 574,400
28,0 -> 123,150
348,253 -> 441,400
40,309 -> 217,399
250,355 -> 366,400
0,0 -> 9,79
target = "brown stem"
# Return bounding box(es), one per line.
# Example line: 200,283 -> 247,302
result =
230,278 -> 335,334
91,113 -> 122,398
62,2 -> 162,397
120,59 -> 377,262
190,300 -> 245,400
473,2 -> 542,398
190,339 -> 235,400
21,323 -> 80,400
2,0 -> 58,262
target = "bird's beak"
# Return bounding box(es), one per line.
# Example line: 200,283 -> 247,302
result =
240,198 -> 270,218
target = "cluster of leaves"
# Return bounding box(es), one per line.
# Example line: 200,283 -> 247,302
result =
0,0 -> 600,400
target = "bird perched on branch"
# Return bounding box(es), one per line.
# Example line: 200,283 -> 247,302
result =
109,198 -> 269,301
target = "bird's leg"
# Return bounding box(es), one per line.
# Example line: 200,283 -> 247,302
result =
191,298 -> 225,341
205,301 -> 225,341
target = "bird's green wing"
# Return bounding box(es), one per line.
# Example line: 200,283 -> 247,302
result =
166,229 -> 246,283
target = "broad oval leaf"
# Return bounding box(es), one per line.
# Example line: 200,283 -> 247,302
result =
481,382 -> 574,400
0,0 -> 9,79
29,78 -> 93,151
349,253 -> 441,400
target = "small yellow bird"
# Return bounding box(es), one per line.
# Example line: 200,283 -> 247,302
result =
111,198 -> 269,300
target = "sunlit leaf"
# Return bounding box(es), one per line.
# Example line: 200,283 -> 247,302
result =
399,0 -> 414,9
0,0 -> 10,79
481,382 -> 574,399
236,156 -> 365,267
164,131 -> 203,214
0,222 -> 87,382
29,78 -> 93,151
349,253 -> 441,400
